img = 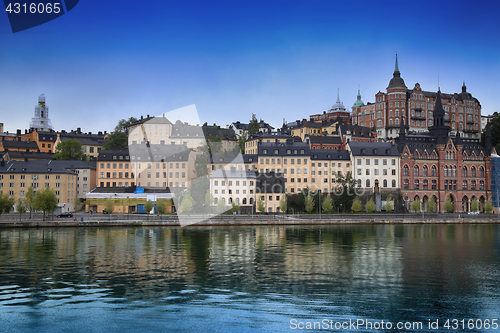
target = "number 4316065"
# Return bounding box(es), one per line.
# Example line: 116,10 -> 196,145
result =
6,2 -> 61,14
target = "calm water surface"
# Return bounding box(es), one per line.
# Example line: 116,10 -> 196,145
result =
0,225 -> 499,332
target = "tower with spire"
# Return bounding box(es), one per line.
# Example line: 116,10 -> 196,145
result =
29,94 -> 54,132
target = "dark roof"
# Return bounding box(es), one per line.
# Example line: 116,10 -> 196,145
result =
97,148 -> 130,161
338,124 -> 376,137
1,140 -> 39,149
60,131 -> 105,146
52,160 -> 96,170
310,149 -> 350,160
3,151 -> 54,160
202,125 -> 237,141
308,135 -> 343,145
258,141 -> 311,156
256,172 -> 285,193
210,170 -> 257,179
348,142 -> 400,156
0,160 -> 77,174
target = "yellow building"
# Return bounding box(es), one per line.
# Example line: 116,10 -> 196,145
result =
0,160 -> 78,212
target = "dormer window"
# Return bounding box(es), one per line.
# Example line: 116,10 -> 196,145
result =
361,148 -> 366,154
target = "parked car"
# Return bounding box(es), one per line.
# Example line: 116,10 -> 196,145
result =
467,211 -> 479,215
56,213 -> 73,218
103,209 -> 109,214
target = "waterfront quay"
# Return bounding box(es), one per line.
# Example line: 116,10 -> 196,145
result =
0,212 -> 498,228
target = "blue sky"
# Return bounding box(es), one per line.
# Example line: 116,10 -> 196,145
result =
1,0 -> 499,133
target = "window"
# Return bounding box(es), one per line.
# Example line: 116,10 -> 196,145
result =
383,179 -> 387,187
392,180 -> 396,188
423,179 -> 428,190
471,167 -> 476,177
431,166 -> 437,177
366,179 -> 370,187
413,166 -> 419,177
403,179 -> 409,189
423,165 -> 428,177
403,165 -> 409,176
463,180 -> 467,190
479,167 -> 484,178
462,167 -> 467,177
471,181 -> 476,190
414,179 -> 419,189
432,180 -> 437,190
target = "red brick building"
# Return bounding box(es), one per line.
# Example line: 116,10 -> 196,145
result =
398,90 -> 494,212
352,55 -> 481,141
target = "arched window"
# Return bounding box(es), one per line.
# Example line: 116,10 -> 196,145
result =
414,166 -> 419,177
242,198 -> 247,205
366,179 -> 370,187
431,165 -> 437,177
214,197 -> 218,204
444,166 -> 448,177
403,179 -> 409,189
480,181 -> 484,190
462,167 -> 467,177
383,179 -> 387,187
250,197 -> 253,205
357,179 -> 361,187
463,180 -> 468,190
392,179 -> 396,187
423,165 -> 428,177
414,151 -> 419,159
471,167 -> 476,177
453,166 -> 456,177
479,167 -> 484,178
404,165 -> 409,176
229,197 -> 233,204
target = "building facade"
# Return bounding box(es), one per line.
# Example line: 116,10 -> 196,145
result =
352,56 -> 481,140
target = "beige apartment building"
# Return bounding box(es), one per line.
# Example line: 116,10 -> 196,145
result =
0,160 -> 78,212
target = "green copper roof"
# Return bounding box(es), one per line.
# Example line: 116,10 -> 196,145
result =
395,53 -> 399,72
352,89 -> 364,107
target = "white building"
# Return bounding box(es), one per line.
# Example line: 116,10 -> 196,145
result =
29,94 -> 54,132
347,142 -> 400,192
210,170 -> 257,209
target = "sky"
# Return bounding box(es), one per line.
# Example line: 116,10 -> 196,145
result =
1,0 -> 499,134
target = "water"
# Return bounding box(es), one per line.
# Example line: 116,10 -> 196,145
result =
1,225 -> 499,332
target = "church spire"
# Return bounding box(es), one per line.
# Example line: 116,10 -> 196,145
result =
336,88 -> 340,103
395,53 -> 399,73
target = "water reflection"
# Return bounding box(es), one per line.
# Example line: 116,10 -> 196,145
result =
0,225 -> 499,332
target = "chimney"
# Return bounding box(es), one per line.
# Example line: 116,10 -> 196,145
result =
17,129 -> 21,135
141,116 -> 143,120
302,119 -> 307,127
77,127 -> 81,133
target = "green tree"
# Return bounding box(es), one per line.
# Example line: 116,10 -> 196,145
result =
143,200 -> 154,214
470,198 -> 479,212
0,193 -> 14,217
156,199 -> 168,214
217,198 -> 227,214
34,187 -> 58,221
114,117 -> 139,133
256,196 -> 265,212
444,196 -> 454,213
248,114 -> 260,135
104,199 -> 115,214
333,172 -> 358,213
385,195 -> 394,212
411,199 -> 421,212
305,193 -> 315,213
102,131 -> 128,150
205,190 -> 213,209
231,201 -> 240,214
366,198 -> 376,213
181,191 -> 194,213
25,187 -> 36,215
15,197 -> 28,221
53,139 -> 85,160
351,197 -> 362,213
203,134 -> 223,155
485,199 -> 494,213
322,194 -> 333,214
426,197 -> 436,213
237,133 -> 248,153
172,186 -> 184,213
279,195 -> 287,214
